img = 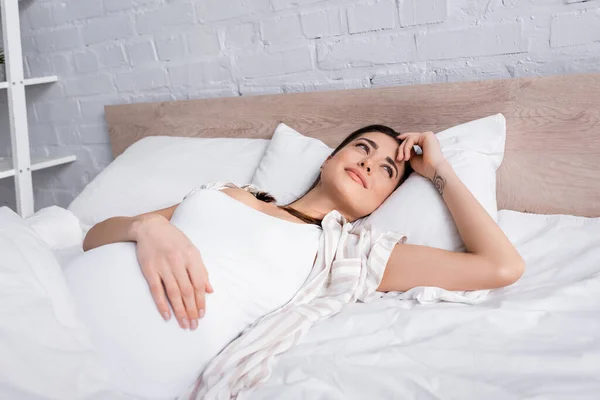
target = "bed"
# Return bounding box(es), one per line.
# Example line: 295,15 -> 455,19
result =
1,72 -> 599,400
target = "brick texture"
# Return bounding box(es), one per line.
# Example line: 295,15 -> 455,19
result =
400,0 -> 448,27
301,9 -> 344,39
347,2 -> 396,34
417,23 -> 528,60
551,9 -> 600,48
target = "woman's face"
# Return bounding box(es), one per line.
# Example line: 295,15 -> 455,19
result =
320,131 -> 408,220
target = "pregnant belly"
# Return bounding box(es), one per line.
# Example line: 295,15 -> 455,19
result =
63,242 -> 251,398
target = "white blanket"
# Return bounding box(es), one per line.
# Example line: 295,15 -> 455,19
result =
235,210 -> 600,400
3,205 -> 600,400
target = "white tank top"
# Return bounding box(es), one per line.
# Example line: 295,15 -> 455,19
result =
173,187 -> 322,323
64,185 -> 322,398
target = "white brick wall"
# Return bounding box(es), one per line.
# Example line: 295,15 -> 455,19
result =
237,47 -> 314,78
347,2 -> 396,34
81,15 -> 134,45
155,34 -> 187,61
551,9 -> 600,47
417,23 -> 527,60
318,33 -> 416,69
260,14 -> 304,43
301,9 -> 344,39
400,0 -> 448,27
125,39 -> 157,65
135,3 -> 195,34
2,0 -> 600,211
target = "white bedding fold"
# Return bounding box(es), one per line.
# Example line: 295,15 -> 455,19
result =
24,205 -> 83,250
375,286 -> 490,304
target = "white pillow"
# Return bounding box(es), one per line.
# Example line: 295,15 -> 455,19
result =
24,206 -> 83,250
251,115 -> 506,251
356,114 -> 505,251
68,136 -> 269,233
0,207 -> 81,329
0,207 -> 119,399
252,123 -> 332,205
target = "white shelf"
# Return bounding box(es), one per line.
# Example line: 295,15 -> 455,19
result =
0,75 -> 58,89
25,75 -> 59,86
1,0 -> 64,216
0,154 -> 77,180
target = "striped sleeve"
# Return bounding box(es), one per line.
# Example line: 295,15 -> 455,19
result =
344,223 -> 407,303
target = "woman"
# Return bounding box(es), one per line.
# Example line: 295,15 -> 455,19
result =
83,127 -> 525,333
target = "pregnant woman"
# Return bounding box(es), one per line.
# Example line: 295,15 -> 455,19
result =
66,127 -> 524,398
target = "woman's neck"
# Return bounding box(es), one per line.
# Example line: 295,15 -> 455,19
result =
288,184 -> 354,222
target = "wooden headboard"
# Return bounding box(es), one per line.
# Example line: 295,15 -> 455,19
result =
106,73 -> 600,217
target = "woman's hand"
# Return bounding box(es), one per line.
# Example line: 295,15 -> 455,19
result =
396,131 -> 447,181
133,215 -> 214,330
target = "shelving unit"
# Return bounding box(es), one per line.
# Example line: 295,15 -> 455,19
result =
0,154 -> 77,179
0,75 -> 58,89
1,0 -> 75,217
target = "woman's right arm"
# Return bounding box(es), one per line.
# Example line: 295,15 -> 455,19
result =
82,204 -> 213,331
82,204 -> 178,252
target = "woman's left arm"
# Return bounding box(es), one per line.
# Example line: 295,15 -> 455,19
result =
378,132 -> 525,293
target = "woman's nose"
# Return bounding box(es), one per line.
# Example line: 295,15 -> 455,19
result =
360,161 -> 371,173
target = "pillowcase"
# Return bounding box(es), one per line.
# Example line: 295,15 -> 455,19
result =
251,115 -> 506,251
68,136 -> 269,233
0,206 -> 82,328
252,123 -> 332,205
0,206 -> 119,399
24,205 -> 83,250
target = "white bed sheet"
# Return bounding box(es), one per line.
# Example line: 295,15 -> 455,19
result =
53,245 -> 85,269
6,207 -> 600,399
241,210 -> 600,400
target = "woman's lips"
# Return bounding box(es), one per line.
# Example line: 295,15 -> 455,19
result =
346,169 -> 366,188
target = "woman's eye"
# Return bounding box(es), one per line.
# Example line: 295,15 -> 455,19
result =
383,165 -> 393,178
356,143 -> 369,153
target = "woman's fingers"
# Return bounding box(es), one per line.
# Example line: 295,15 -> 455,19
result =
410,147 -> 418,162
186,255 -> 208,320
172,265 -> 200,330
397,140 -> 406,161
405,136 -> 416,161
206,281 -> 214,294
397,132 -> 416,139
162,272 -> 189,330
147,273 -> 171,321
397,132 -> 422,139
397,133 -> 424,161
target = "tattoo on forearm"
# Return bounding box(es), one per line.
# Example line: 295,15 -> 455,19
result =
432,171 -> 446,195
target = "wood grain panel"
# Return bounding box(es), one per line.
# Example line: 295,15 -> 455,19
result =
106,73 -> 600,217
